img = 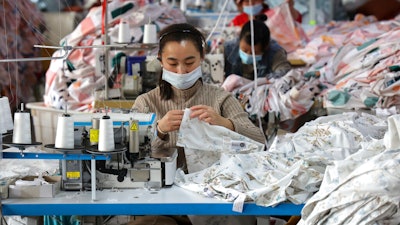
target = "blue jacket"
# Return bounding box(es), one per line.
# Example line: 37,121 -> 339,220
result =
224,38 -> 291,80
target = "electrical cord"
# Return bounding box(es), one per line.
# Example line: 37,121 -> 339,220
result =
247,3 -> 267,146
204,0 -> 267,145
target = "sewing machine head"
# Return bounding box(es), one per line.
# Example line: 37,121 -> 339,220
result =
62,111 -> 177,191
73,111 -> 156,148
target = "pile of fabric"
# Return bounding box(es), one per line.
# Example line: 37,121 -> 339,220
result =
175,111 -> 400,224
222,68 -> 322,122
294,14 -> 400,111
44,0 -> 186,111
222,13 -> 400,122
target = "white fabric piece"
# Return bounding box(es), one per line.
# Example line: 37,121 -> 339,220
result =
175,111 -> 395,214
176,108 -> 264,173
14,179 -> 42,186
271,112 -> 388,160
0,147 -> 59,180
375,106 -> 398,117
341,0 -> 368,11
299,149 -> 400,225
384,114 -> 400,150
174,149 -> 323,208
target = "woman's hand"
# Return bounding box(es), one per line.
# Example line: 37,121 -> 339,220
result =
158,110 -> 184,133
190,105 -> 234,131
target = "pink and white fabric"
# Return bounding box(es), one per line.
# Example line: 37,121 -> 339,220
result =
44,1 -> 186,111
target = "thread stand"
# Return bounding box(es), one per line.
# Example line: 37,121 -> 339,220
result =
44,144 -> 85,153
86,143 -> 127,155
3,142 -> 42,151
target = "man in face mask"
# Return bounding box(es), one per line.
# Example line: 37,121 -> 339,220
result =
224,20 -> 291,81
230,0 -> 302,27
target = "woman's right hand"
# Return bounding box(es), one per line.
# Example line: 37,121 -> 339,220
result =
157,110 -> 184,133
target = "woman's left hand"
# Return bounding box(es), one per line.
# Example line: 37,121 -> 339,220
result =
190,105 -> 234,130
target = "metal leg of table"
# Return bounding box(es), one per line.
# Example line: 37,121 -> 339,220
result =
91,157 -> 96,201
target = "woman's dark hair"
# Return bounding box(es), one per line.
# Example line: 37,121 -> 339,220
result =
254,13 -> 268,22
157,23 -> 205,100
239,20 -> 270,50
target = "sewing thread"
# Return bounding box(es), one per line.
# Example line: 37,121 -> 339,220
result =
0,97 -> 13,133
98,115 -> 115,151
55,114 -> 74,149
12,111 -> 32,144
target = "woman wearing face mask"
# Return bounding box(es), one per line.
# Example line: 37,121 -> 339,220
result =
133,23 -> 265,173
224,20 -> 291,81
230,0 -> 302,27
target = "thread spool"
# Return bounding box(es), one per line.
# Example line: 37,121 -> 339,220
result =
160,0 -> 169,4
180,0 -> 187,12
118,19 -> 130,43
12,104 -> 32,144
195,0 -> 202,7
0,99 -> 7,134
0,97 -> 13,133
98,115 -> 115,152
55,114 -> 74,149
143,24 -> 157,44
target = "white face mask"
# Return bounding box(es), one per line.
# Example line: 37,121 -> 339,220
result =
162,66 -> 202,90
243,3 -> 263,15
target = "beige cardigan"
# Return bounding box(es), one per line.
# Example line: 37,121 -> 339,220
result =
133,80 -> 266,169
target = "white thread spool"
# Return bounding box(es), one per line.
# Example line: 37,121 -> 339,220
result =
195,0 -> 202,7
118,19 -> 130,43
0,97 -> 13,133
160,0 -> 169,4
55,114 -> 74,149
0,99 -> 7,134
180,0 -> 187,12
12,106 -> 32,144
143,24 -> 157,44
98,115 -> 115,152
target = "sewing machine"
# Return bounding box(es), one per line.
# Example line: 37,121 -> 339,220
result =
61,112 -> 177,191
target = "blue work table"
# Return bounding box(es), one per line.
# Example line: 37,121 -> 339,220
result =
1,151 -> 304,217
2,185 -> 304,216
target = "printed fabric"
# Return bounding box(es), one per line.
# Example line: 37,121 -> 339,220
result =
176,108 -> 265,173
175,111 -> 400,225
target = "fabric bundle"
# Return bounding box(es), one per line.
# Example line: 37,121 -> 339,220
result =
175,111 -> 400,224
44,0 -> 186,111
